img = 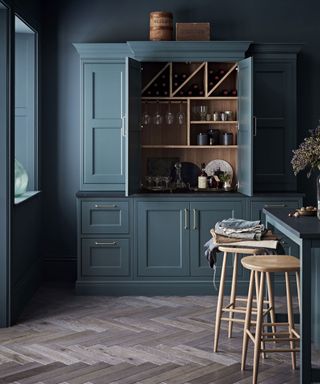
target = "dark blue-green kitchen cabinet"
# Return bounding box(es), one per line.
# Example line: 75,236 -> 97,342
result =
81,200 -> 129,234
82,62 -> 126,191
190,200 -> 244,277
76,197 -> 133,290
136,201 -> 189,277
79,55 -> 141,193
81,238 -> 130,277
249,196 -> 303,285
250,44 -> 300,192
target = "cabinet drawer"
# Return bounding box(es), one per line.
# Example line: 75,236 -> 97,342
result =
250,200 -> 301,222
81,238 -> 130,276
81,201 -> 129,234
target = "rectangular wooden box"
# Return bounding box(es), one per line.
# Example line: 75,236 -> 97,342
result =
176,23 -> 211,41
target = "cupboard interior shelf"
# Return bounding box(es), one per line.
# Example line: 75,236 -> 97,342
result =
140,60 -> 239,184
190,121 -> 238,124
141,145 -> 238,149
141,97 -> 238,101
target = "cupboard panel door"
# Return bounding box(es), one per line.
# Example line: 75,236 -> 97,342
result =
136,202 -> 189,276
237,57 -> 253,196
126,58 -> 141,195
82,63 -> 126,190
190,201 -> 244,277
253,62 -> 296,191
82,238 -> 130,276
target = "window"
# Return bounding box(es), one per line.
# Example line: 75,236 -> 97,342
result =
14,16 -> 38,199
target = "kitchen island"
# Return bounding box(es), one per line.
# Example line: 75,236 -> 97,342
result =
263,207 -> 320,384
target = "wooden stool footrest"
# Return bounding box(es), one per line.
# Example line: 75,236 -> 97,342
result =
261,348 -> 300,353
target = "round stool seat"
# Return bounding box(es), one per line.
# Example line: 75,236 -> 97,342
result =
241,255 -> 299,273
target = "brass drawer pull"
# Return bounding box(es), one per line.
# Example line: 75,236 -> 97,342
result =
94,204 -> 117,209
264,204 -> 286,208
184,208 -> 189,230
94,241 -> 117,246
193,209 -> 197,230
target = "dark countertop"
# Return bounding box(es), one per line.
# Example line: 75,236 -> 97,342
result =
76,191 -> 304,199
263,207 -> 320,239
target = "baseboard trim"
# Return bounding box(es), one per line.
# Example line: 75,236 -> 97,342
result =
75,279 -> 291,296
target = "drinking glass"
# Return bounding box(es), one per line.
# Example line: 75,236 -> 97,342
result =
166,111 -> 174,125
177,111 -> 185,125
199,105 -> 208,121
154,111 -> 162,125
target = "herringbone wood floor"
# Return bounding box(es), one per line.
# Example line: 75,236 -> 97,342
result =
0,285 -> 299,384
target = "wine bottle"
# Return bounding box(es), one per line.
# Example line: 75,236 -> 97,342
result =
179,90 -> 185,96
198,163 -> 208,189
219,69 -> 226,76
154,90 -> 160,96
153,82 -> 159,88
187,90 -> 193,96
213,74 -> 220,82
173,81 -> 179,88
198,89 -> 204,96
208,81 -> 214,88
208,69 -> 214,76
173,73 -> 179,80
161,73 -> 166,80
231,89 -> 237,96
146,90 -> 152,96
161,82 -> 166,87
221,89 -> 229,96
181,73 -> 187,81
163,90 -> 168,96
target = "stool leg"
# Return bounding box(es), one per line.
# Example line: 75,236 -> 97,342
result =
285,271 -> 296,369
241,270 -> 255,371
296,271 -> 301,314
228,252 -> 238,338
253,271 -> 265,384
213,252 -> 227,352
266,272 -> 277,339
255,271 -> 266,359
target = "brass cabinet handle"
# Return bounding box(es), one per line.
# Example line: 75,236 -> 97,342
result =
94,241 -> 117,246
253,116 -> 257,137
94,204 -> 117,209
184,208 -> 189,230
264,204 -> 286,208
193,209 -> 197,230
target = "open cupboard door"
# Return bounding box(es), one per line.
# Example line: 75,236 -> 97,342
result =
237,57 -> 253,196
125,57 -> 141,195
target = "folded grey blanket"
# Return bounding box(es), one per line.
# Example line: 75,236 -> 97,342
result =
215,218 -> 265,240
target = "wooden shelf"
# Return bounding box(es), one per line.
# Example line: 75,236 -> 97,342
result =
141,97 -> 238,100
190,120 -> 238,124
142,145 -> 238,149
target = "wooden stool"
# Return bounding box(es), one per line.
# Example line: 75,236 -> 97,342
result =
213,247 -> 276,353
241,255 -> 300,384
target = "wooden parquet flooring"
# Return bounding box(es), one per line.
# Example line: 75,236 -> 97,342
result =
0,285 -> 299,384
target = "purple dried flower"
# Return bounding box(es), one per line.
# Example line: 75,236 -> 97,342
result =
291,121 -> 320,177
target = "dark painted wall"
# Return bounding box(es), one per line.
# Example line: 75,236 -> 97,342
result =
42,0 -> 320,280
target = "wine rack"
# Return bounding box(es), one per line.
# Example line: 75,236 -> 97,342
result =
140,61 -> 239,188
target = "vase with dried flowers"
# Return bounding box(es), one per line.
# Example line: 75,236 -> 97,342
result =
291,121 -> 320,219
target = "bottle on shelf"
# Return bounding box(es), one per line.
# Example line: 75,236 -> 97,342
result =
198,89 -> 204,96
146,90 -> 152,96
181,73 -> 187,81
221,89 -> 229,96
187,90 -> 193,96
208,69 -> 214,76
219,69 -> 226,77
178,90 -> 185,96
198,163 -> 208,189
231,89 -> 237,96
213,73 -> 220,82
